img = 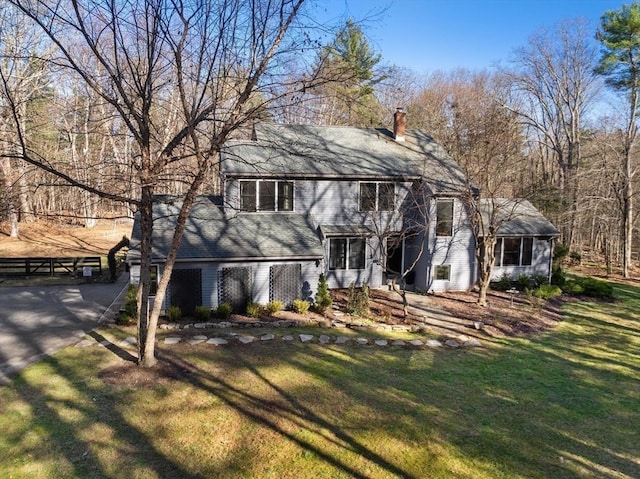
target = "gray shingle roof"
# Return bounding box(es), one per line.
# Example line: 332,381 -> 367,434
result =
480,199 -> 560,237
221,124 -> 469,194
127,196 -> 324,263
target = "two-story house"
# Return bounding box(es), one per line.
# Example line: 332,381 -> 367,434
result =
127,111 -> 559,315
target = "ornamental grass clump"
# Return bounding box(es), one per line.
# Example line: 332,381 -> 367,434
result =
265,300 -> 284,316
246,302 -> 264,318
216,302 -> 233,319
292,298 -> 310,314
194,305 -> 211,321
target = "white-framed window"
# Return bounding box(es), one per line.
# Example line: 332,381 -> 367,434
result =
239,180 -> 293,212
436,199 -> 454,236
329,237 -> 366,270
434,264 -> 451,281
494,237 -> 533,266
359,182 -> 395,211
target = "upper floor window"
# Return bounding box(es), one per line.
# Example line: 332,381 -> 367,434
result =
329,237 -> 366,270
494,237 -> 533,266
360,182 -> 394,212
240,180 -> 293,212
436,199 -> 454,236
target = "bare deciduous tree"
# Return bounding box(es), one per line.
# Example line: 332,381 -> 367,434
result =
504,18 -> 600,249
0,4 -> 52,236
5,0 -> 321,367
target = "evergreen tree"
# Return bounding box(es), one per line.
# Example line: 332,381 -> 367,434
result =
595,2 -> 640,277
314,273 -> 332,313
311,20 -> 385,126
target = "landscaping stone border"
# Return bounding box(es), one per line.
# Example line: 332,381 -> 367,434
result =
76,331 -> 483,350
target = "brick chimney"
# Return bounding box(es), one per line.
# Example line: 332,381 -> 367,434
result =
393,107 -> 406,142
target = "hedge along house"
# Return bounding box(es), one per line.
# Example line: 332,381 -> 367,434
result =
127,111 -> 559,314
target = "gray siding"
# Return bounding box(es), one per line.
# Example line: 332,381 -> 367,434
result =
224,177 -> 411,288
214,260 -> 321,306
411,198 -> 476,292
225,177 -> 410,230
323,236 -> 383,289
491,238 -> 554,281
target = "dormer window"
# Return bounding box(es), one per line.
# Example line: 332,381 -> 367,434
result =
359,182 -> 394,212
240,180 -> 293,212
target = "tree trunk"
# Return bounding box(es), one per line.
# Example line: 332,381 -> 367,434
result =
137,182 -> 155,367
623,172 -> 633,278
478,277 -> 491,307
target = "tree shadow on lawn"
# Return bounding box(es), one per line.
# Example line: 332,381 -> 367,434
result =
158,328 -> 639,478
4,350 -> 201,479
157,349 -> 417,479
3,293 -> 639,478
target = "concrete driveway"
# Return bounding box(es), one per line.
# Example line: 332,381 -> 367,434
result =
0,274 -> 128,384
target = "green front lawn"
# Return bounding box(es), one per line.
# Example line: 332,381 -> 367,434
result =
1,282 -> 638,478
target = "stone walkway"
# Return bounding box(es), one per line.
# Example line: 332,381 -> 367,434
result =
75,330 -> 483,350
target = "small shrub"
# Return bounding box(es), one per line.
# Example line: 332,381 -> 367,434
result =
167,305 -> 182,322
516,274 -> 533,290
118,284 -> 138,325
265,300 -> 284,315
491,273 -> 513,292
292,298 -> 310,314
554,244 -> 569,262
577,277 -> 613,298
531,274 -> 550,287
216,302 -> 233,319
551,265 -> 566,287
194,305 -> 211,322
532,284 -> 562,300
346,282 -> 370,316
562,279 -> 583,295
581,277 -> 613,298
314,273 -> 333,314
562,276 -> 614,298
246,302 -> 264,318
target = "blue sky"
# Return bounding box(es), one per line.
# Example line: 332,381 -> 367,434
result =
313,0 -> 625,72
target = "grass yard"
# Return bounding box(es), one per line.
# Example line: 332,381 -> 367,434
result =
0,281 -> 638,478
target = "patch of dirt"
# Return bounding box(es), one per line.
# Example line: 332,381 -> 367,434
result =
99,353 -> 198,389
424,290 -> 565,337
0,220 -> 132,257
332,287 -> 565,338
